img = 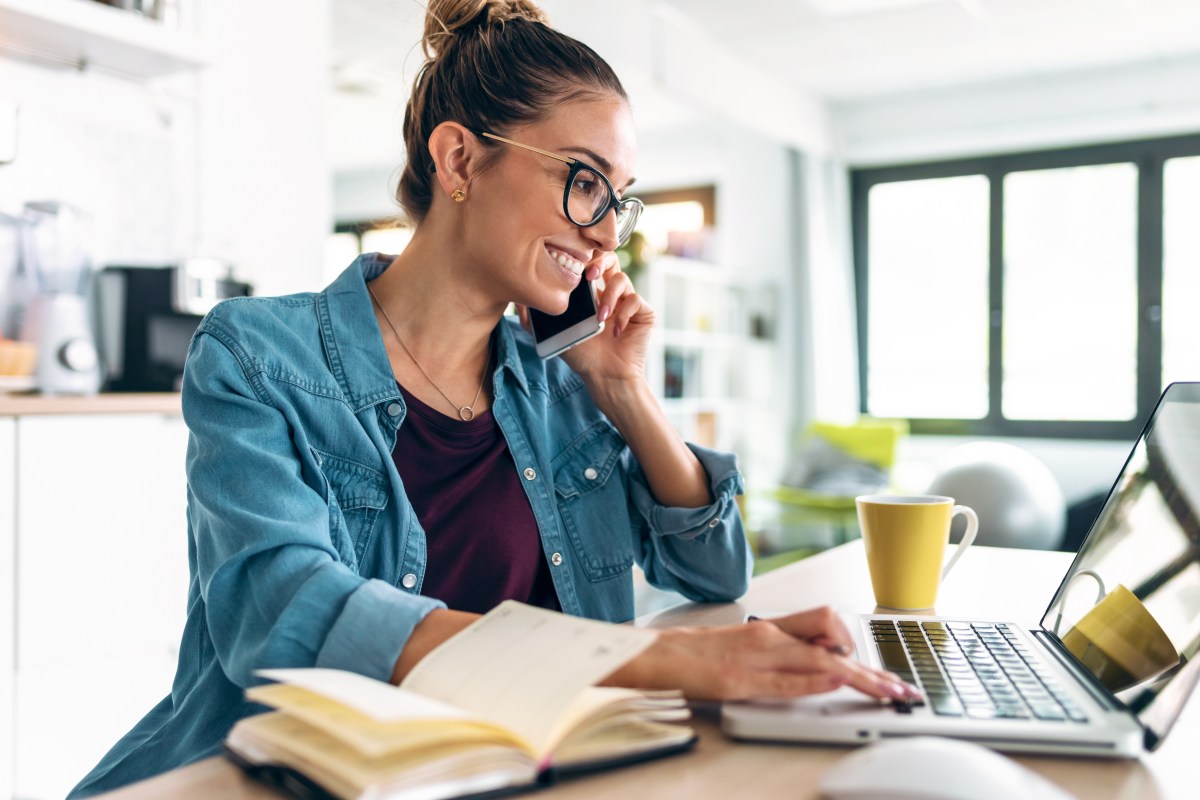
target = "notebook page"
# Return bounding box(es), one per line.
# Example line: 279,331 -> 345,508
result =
400,601 -> 657,753
256,668 -> 472,723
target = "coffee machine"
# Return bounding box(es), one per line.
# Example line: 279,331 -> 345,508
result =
20,201 -> 102,395
95,260 -> 251,392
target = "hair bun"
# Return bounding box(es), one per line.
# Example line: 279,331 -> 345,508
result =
423,0 -> 549,59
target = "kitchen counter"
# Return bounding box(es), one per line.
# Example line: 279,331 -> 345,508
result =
0,392 -> 181,416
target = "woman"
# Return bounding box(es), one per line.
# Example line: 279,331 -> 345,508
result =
69,1 -> 917,795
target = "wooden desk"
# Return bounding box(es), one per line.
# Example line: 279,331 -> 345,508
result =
99,542 -> 1196,800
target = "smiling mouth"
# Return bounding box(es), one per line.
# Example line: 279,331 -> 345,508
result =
546,245 -> 586,276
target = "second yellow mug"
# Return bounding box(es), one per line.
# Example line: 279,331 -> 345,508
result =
856,494 -> 979,610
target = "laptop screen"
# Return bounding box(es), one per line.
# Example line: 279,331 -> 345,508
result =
1039,382 -> 1200,749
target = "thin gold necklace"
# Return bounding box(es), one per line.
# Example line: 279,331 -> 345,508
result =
367,284 -> 490,421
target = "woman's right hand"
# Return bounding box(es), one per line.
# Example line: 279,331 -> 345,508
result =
602,606 -> 922,703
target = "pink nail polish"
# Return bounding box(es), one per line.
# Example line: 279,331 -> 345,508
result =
598,304 -> 610,322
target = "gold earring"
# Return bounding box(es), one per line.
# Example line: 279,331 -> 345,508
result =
451,188 -> 466,202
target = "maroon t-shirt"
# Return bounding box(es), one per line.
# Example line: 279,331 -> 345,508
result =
391,382 -> 560,614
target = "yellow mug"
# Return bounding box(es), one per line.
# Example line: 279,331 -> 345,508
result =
856,494 -> 978,610
1062,584 -> 1178,693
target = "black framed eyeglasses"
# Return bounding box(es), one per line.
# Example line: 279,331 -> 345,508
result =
478,130 -> 643,247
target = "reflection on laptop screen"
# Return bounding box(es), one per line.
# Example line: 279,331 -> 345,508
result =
1040,382 -> 1200,748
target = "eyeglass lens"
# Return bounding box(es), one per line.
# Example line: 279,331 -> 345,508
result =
566,167 -> 641,244
566,167 -> 612,226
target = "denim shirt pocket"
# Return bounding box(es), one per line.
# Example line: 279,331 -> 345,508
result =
312,448 -> 390,568
552,422 -> 634,581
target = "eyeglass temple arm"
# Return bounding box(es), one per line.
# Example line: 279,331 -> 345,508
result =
478,131 -> 576,165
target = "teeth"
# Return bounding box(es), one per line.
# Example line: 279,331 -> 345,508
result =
549,247 -> 585,276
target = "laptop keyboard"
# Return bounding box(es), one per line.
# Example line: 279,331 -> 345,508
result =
870,620 -> 1089,722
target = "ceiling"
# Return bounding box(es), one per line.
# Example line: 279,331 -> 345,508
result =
332,0 -> 1200,100
650,0 -> 1200,99
327,0 -> 1200,168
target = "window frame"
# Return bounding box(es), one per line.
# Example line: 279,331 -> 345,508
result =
851,133 -> 1200,440
333,218 -> 414,251
632,185 -> 717,227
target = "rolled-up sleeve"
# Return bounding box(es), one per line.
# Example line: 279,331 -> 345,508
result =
628,444 -> 752,603
183,327 -> 443,688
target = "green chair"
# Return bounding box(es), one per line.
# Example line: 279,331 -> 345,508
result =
750,418 -> 908,573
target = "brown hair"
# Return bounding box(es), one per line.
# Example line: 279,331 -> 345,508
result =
397,0 -> 627,223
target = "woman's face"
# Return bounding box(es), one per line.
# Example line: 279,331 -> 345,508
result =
464,93 -> 637,316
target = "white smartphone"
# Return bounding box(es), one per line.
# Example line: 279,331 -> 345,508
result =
529,279 -> 605,359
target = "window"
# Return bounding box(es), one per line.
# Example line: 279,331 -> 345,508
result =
631,185 -> 715,261
852,134 -> 1200,439
1162,155 -> 1200,388
324,220 -> 414,286
1001,163 -> 1138,422
865,175 -> 989,420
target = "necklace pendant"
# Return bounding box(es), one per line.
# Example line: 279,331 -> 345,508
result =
458,406 -> 475,421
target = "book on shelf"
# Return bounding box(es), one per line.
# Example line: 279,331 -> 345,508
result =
224,600 -> 696,800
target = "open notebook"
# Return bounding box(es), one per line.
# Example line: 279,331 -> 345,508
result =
226,601 -> 697,800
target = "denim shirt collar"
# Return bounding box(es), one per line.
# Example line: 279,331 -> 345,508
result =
318,253 -> 530,413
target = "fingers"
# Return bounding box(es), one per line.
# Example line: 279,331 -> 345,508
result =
586,250 -> 620,281
832,653 -> 922,703
745,627 -> 917,702
515,304 -> 531,332
592,270 -> 648,337
582,252 -> 635,332
613,625 -> 923,704
766,606 -> 855,656
751,656 -> 909,702
756,670 -> 849,698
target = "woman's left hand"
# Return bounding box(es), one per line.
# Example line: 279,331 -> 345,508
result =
519,251 -> 655,383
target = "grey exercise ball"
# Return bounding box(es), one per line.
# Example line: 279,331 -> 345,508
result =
926,442 -> 1065,550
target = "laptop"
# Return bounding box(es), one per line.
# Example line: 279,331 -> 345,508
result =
722,382 -> 1200,757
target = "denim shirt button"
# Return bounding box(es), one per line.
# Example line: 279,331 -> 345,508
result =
583,467 -> 598,480
386,402 -> 402,417
523,467 -> 537,480
707,517 -> 721,528
401,573 -> 417,589
550,552 -> 563,566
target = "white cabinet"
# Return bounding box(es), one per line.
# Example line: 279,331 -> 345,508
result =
0,0 -> 205,78
0,419 -> 14,800
4,413 -> 189,800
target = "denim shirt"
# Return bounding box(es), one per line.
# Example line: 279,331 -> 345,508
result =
69,253 -> 750,797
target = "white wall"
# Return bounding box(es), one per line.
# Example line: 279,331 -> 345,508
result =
195,0 -> 332,297
835,54 -> 1200,166
0,58 -> 192,270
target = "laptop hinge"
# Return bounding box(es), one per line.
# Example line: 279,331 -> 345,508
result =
1032,629 -> 1124,713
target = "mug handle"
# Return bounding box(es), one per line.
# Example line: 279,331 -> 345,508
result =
941,505 -> 978,581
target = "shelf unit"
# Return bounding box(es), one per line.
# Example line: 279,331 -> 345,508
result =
0,0 -> 206,78
640,254 -> 772,455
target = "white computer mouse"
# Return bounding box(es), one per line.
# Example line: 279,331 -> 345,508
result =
818,736 -> 1077,800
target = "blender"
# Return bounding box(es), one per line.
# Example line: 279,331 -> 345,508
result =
20,201 -> 102,395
